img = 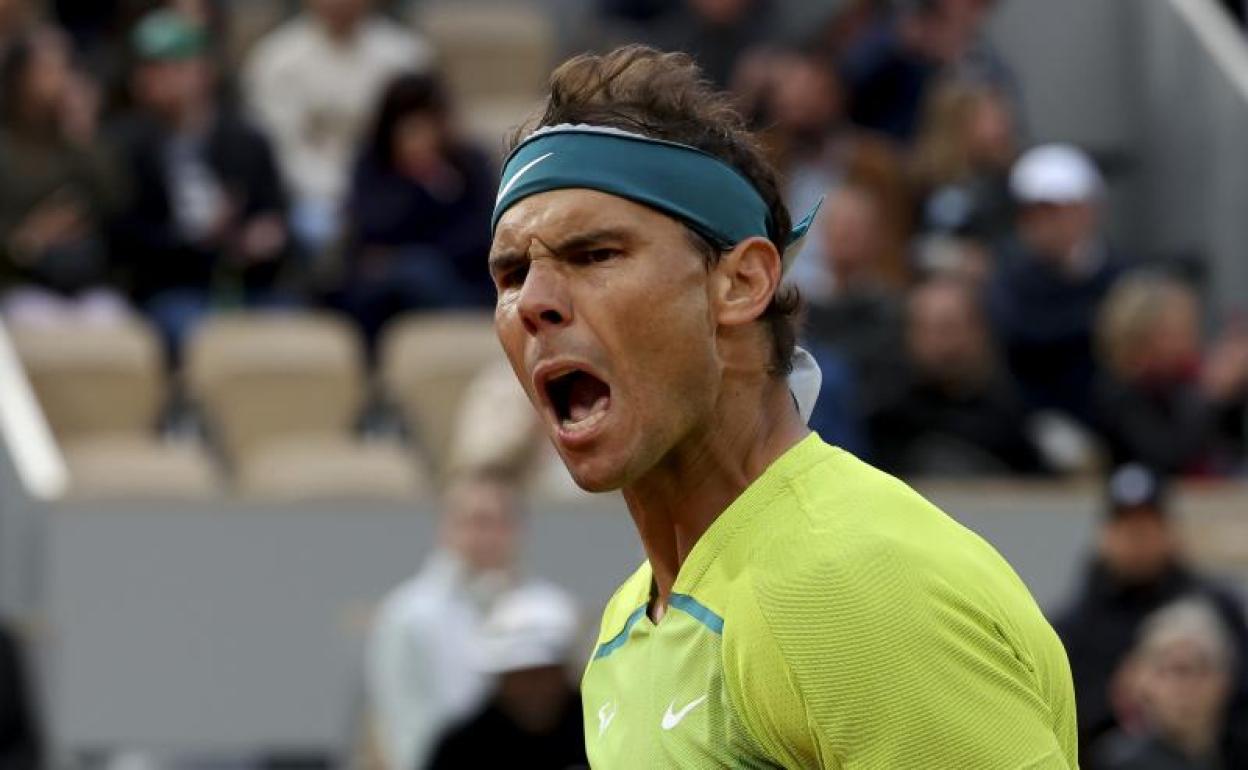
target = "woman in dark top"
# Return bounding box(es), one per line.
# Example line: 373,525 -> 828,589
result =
0,27 -> 127,323
337,72 -> 496,344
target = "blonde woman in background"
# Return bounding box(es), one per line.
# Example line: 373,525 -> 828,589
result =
910,79 -> 1018,248
1092,272 -> 1248,476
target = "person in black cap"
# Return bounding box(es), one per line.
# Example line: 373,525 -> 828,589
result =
1052,464 -> 1248,765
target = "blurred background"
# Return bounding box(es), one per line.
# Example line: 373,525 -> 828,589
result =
0,0 -> 1246,768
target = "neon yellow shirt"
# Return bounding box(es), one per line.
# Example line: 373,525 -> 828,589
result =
582,434 -> 1078,768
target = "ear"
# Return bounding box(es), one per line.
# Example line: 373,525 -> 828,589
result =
710,236 -> 782,328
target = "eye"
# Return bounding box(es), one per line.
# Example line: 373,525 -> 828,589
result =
577,248 -> 619,265
495,262 -> 529,290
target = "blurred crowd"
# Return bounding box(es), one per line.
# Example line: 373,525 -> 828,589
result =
0,0 -> 1247,768
1,0 -> 1244,483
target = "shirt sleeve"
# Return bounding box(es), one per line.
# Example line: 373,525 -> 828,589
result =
366,608 -> 439,770
725,545 -> 1074,769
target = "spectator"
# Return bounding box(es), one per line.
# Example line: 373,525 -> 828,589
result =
987,143 -> 1129,423
867,276 -> 1046,476
446,360 -> 581,500
1093,272 -> 1248,476
367,473 -> 530,770
740,46 -> 911,302
111,9 -> 292,356
910,79 -> 1017,244
843,0 -> 1017,143
242,0 -> 432,252
650,0 -> 774,88
0,0 -> 32,59
427,584 -> 586,770
1219,0 -> 1246,26
802,183 -> 907,416
0,26 -> 128,327
335,72 -> 495,345
1090,599 -> 1247,770
0,620 -> 41,770
1052,464 -> 1248,764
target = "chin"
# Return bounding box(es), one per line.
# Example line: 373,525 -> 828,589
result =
562,455 -> 629,493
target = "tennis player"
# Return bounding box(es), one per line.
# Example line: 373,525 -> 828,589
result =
489,45 -> 1078,768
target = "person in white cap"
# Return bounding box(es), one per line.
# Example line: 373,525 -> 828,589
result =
987,142 -> 1131,423
426,584 -> 587,769
366,472 -> 527,770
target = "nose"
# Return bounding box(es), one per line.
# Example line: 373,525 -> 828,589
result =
517,260 -> 572,336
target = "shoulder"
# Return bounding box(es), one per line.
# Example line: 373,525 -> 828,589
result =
245,19 -> 314,75
373,570 -> 445,633
363,18 -> 433,66
729,447 -> 1052,681
210,111 -> 271,148
1088,729 -> 1157,769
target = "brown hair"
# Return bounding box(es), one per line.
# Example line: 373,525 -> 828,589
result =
510,45 -> 799,377
911,80 -> 1013,192
1096,272 -> 1197,377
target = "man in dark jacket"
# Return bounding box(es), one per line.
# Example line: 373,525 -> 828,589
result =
0,620 -> 41,770
1053,464 -> 1248,766
988,144 -> 1128,425
111,9 -> 290,355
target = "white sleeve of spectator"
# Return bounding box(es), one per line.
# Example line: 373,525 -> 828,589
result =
366,611 -> 438,770
240,40 -> 302,185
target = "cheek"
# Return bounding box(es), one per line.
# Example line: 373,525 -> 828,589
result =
594,269 -> 716,403
494,302 -> 529,381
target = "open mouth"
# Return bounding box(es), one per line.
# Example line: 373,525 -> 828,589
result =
544,368 -> 612,436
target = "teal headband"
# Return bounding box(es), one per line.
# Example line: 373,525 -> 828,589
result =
492,125 -> 820,266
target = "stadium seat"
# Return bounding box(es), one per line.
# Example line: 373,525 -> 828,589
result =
185,312 -> 368,464
414,1 -> 553,154
8,318 -> 222,499
379,312 -> 505,475
8,318 -> 165,441
235,436 -> 429,502
62,435 -> 221,500
415,1 -> 553,102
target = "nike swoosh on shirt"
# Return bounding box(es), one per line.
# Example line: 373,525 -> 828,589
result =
495,152 -> 554,205
598,701 -> 617,736
661,694 -> 708,730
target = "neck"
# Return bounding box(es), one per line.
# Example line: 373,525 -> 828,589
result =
621,371 -> 807,614
167,99 -> 213,134
1167,721 -> 1220,761
318,16 -> 360,44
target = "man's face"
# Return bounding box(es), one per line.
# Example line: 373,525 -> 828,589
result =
133,58 -> 210,117
441,480 -> 520,573
491,190 -> 721,492
907,282 -> 988,385
1018,202 -> 1097,264
821,187 -> 882,280
1137,638 -> 1231,743
1099,510 -> 1175,584
307,0 -> 369,30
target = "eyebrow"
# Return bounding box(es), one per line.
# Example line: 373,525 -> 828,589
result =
488,227 -> 634,275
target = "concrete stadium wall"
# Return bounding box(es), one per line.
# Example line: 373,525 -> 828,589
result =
988,0 -> 1248,314
38,485 -> 1248,760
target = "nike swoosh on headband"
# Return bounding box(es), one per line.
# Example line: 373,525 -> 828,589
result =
495,151 -> 554,205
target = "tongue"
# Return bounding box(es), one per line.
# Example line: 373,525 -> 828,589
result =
567,374 -> 609,423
